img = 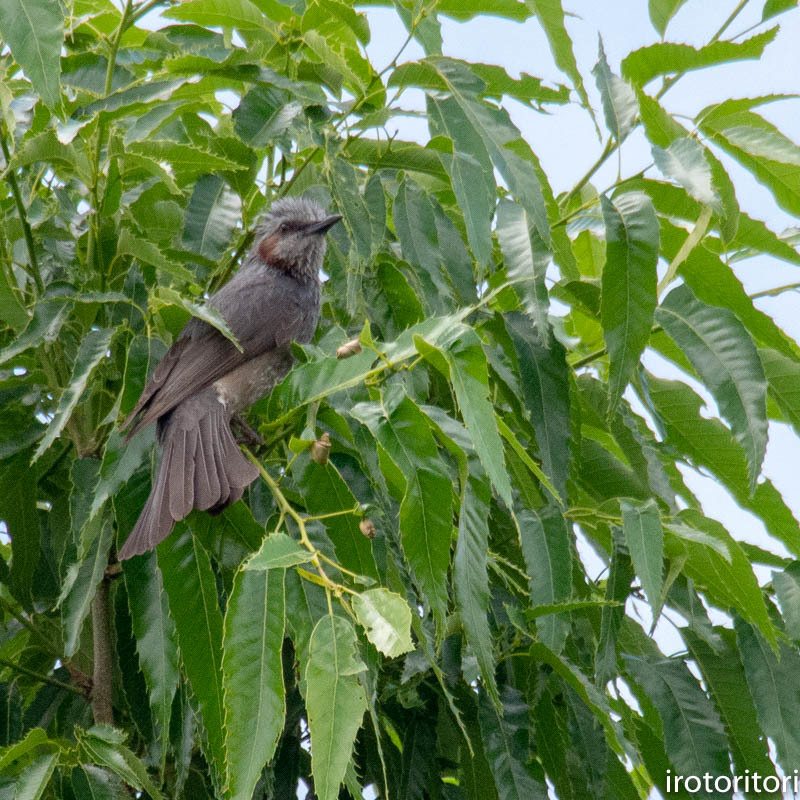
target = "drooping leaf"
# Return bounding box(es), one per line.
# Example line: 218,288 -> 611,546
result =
32,328 -> 115,462
655,284 -> 768,491
305,615 -> 367,800
158,527 -> 226,786
182,174 -> 242,261
600,192 -> 659,412
621,498 -> 663,618
774,562 -> 800,640
648,0 -> 689,36
222,566 -> 286,800
245,532 -> 314,569
123,552 -> 179,773
592,38 -> 638,141
652,137 -> 720,209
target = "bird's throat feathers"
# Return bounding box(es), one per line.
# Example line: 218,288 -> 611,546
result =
257,232 -> 320,283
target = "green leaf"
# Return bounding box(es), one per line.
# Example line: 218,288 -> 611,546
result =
305,615 -> 367,800
0,0 -> 63,111
700,109 -> 800,217
516,506 -> 572,652
478,686 -> 548,800
652,137 -> 720,209
600,192 -> 659,412
90,430 -> 154,520
415,327 -> 513,507
647,374 -> 800,556
150,286 -> 242,352
648,0 -> 689,36
762,347 -> 800,434
621,498 -> 662,618
655,284 -> 768,491
233,86 -> 302,147
222,566 -> 286,800
12,752 -> 57,800
60,509 -> 113,657
77,726 -> 164,800
296,459 -> 378,580
164,0 -> 277,32
123,552 -> 179,774
505,313 -> 571,501
773,562 -> 800,639
496,199 -> 550,345
526,0 -> 595,123
353,395 -> 453,627
592,38 -> 638,141
623,655 -> 730,781
158,527 -> 226,786
126,141 -> 244,179
621,28 -> 778,86
31,327 -> 114,462
182,174 -> 242,261
352,588 -> 414,658
454,467 -> 498,705
763,0 -> 797,20
245,532 -> 314,569
666,510 -> 776,644
0,299 -> 70,367
734,615 -> 800,772
683,627 -> 777,783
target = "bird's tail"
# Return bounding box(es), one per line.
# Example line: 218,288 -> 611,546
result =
118,389 -> 259,560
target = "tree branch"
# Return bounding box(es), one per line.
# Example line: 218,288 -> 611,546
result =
91,576 -> 114,724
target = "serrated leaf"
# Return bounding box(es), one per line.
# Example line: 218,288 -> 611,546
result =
496,199 -> 550,344
158,527 -> 225,788
222,566 -> 286,800
734,615 -> 800,772
652,137 -> 719,208
415,328 -> 513,507
182,174 -> 241,261
478,686 -> 548,800
0,0 -> 63,111
13,752 -> 57,800
150,286 -> 242,352
123,552 -> 179,773
621,498 -> 662,618
516,506 -> 571,652
352,588 -> 413,658
164,0 -> 276,31
623,655 -> 730,781
621,28 -> 778,86
655,284 -> 768,490
0,299 -> 70,367
683,627 -> 777,783
600,192 -> 659,412
773,562 -> 800,639
245,532 -> 313,569
233,86 -> 302,147
526,0 -> 595,124
127,141 -> 243,178
306,615 -> 367,800
454,467 -> 498,705
592,38 -> 638,141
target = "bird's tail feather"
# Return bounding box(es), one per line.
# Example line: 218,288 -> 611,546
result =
118,394 -> 258,560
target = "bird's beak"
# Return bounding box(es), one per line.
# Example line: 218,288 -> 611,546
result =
304,214 -> 342,235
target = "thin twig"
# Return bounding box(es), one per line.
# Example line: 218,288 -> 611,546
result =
0,126 -> 44,295
0,657 -> 85,696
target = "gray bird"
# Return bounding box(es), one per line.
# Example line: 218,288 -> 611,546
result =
118,196 -> 341,560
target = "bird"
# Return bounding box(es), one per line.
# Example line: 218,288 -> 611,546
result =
117,195 -> 341,560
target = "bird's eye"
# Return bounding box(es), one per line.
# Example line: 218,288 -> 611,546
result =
279,222 -> 289,234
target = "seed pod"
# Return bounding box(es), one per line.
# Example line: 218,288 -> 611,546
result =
359,518 -> 376,539
310,432 -> 332,465
336,338 -> 362,359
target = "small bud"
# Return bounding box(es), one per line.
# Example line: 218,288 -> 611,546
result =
336,338 -> 362,359
359,518 -> 376,539
310,432 -> 331,465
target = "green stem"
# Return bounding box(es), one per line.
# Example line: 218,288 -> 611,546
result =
0,126 -> 44,295
751,282 -> 800,299
656,0 -> 749,99
0,657 -> 85,696
658,205 -> 713,295
0,598 -> 62,658
563,138 -> 615,207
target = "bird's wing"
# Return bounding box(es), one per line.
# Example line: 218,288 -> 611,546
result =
123,269 -> 310,437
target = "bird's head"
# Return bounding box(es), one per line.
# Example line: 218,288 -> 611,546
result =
252,196 -> 341,283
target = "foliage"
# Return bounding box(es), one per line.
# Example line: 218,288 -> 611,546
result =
1,0 -> 800,797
